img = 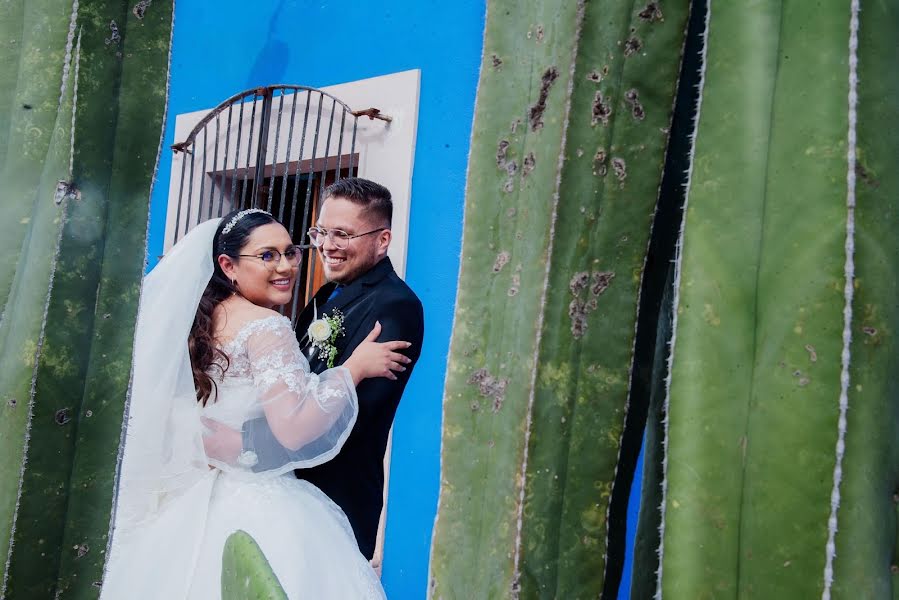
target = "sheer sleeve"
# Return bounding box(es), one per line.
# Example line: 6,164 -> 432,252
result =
207,316 -> 358,476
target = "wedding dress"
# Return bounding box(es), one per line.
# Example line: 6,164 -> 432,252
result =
101,219 -> 385,599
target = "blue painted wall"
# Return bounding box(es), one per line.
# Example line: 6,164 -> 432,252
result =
147,1 -> 485,597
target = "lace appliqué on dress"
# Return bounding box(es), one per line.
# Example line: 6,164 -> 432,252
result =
214,315 -> 346,413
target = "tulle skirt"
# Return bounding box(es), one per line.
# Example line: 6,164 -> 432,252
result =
102,471 -> 385,599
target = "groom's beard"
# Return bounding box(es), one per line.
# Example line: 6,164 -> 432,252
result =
319,248 -> 381,285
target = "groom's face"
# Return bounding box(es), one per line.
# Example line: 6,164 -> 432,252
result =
316,196 -> 389,284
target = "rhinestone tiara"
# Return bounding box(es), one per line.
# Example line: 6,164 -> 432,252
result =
221,208 -> 270,235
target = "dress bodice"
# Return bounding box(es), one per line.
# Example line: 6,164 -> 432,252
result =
202,315 -> 298,430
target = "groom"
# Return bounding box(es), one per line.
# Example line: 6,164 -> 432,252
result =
210,178 -> 424,560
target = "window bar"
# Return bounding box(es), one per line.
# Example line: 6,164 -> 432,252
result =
250,89 -> 273,209
335,107 -> 346,179
278,89 -> 300,224
349,115 -> 358,178
197,127 -> 208,225
172,143 -> 189,243
240,93 -> 260,210
230,98 -> 247,208
183,140 -> 197,238
317,98 -> 337,206
266,90 -> 286,213
294,92 -> 323,241
208,113 -> 221,220
286,90 -> 313,237
305,98 -> 337,304
218,104 -> 235,216
291,93 -> 326,322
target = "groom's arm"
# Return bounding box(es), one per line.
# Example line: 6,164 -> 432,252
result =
345,293 -> 424,415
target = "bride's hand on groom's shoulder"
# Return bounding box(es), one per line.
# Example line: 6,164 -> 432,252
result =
201,417 -> 242,465
343,321 -> 413,385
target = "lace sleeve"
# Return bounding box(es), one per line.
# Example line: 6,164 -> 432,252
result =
210,316 -> 358,476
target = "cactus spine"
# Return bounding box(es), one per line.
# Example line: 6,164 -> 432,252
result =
221,530 -> 288,600
0,1 -> 173,597
429,0 -> 690,597
657,1 -> 899,598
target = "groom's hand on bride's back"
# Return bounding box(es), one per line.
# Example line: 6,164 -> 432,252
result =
343,321 -> 413,386
201,417 -> 242,465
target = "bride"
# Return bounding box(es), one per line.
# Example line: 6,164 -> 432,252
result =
101,209 -> 410,599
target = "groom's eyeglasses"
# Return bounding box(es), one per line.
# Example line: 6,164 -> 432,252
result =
238,246 -> 302,269
307,226 -> 387,250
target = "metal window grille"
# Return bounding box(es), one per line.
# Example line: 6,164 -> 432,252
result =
170,85 -> 385,321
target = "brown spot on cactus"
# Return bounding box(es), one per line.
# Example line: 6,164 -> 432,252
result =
508,265 -> 522,296
586,70 -> 602,83
7,397 -> 16,408
856,162 -> 879,188
470,401 -> 480,412
623,36 -> 643,56
502,178 -> 514,193
75,543 -> 89,558
496,140 -> 510,167
491,54 -> 503,69
535,25 -> 544,42
505,160 -> 518,175
510,118 -> 521,134
591,91 -> 612,126
105,20 -> 121,46
132,0 -> 152,19
804,344 -> 818,362
528,67 -> 559,131
593,148 -> 608,176
570,272 -> 590,294
467,368 -> 508,412
55,407 -> 72,425
493,251 -> 511,273
591,271 -> 615,295
522,152 -> 536,177
638,2 -> 663,22
611,157 -> 627,183
863,326 -> 877,336
624,88 -> 646,120
569,299 -> 588,337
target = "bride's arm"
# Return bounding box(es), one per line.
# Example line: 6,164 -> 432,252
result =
204,318 -> 410,469
246,318 -> 357,452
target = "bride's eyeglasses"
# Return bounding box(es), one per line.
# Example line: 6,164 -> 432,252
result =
238,246 -> 302,269
307,226 -> 386,250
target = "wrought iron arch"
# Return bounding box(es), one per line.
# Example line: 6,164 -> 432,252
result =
169,84 -> 390,315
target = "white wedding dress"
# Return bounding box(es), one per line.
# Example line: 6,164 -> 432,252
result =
101,219 -> 385,599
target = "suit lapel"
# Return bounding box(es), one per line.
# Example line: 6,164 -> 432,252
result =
297,258 -> 397,369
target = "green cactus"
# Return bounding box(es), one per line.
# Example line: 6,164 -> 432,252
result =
0,1 -> 173,597
221,530 -> 289,600
657,1 -> 899,598
428,0 -> 690,597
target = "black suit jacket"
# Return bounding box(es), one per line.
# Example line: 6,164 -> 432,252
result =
244,257 -> 423,559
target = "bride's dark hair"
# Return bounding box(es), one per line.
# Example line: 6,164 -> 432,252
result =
189,209 -> 278,404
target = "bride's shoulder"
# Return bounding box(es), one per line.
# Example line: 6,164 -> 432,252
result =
215,299 -> 293,343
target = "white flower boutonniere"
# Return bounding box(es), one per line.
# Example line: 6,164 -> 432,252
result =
307,308 -> 345,368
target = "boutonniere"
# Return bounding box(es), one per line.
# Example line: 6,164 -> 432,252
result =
307,302 -> 345,368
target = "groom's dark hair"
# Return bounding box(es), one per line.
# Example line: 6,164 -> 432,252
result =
323,177 -> 392,227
